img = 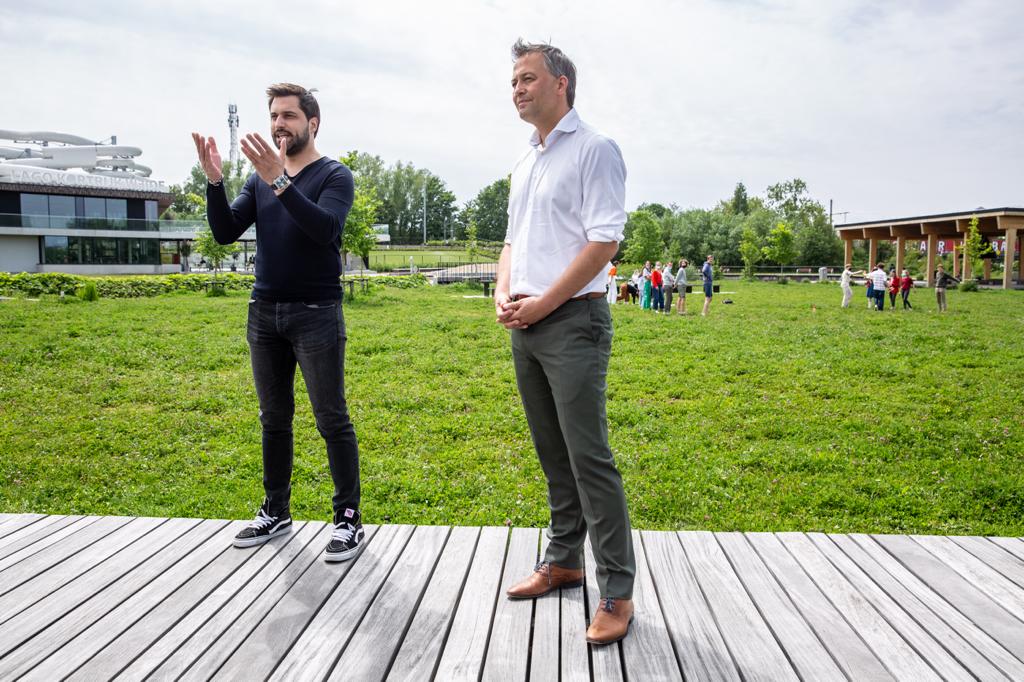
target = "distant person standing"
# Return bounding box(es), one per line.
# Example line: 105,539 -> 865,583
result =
701,255 -> 714,316
606,261 -> 618,304
651,262 -> 664,312
869,263 -> 888,311
839,263 -> 860,308
675,258 -> 688,315
934,263 -> 959,312
887,268 -> 899,310
899,270 -> 913,309
641,270 -> 652,309
661,262 -> 674,313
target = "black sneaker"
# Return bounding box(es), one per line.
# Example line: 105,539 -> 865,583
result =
233,500 -> 292,548
325,509 -> 364,562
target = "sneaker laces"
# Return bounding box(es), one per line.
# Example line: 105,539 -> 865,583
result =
248,508 -> 276,531
331,523 -> 355,544
600,597 -> 616,613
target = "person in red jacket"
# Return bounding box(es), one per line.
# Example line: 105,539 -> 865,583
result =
899,269 -> 913,309
651,263 -> 664,312
887,268 -> 899,309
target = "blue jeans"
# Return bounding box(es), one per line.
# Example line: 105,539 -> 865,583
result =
874,291 -> 886,310
247,298 -> 360,521
652,286 -> 664,311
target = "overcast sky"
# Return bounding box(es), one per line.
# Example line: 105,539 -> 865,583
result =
3,0 -> 1021,222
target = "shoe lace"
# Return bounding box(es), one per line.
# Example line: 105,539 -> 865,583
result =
600,597 -> 616,613
331,523 -> 355,544
248,508 -> 276,531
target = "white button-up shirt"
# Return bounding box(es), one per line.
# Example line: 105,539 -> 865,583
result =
505,109 -> 627,298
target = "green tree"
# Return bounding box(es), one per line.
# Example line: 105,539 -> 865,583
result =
963,215 -> 993,279
738,227 -> 762,279
762,222 -> 797,267
193,227 -> 238,283
343,185 -> 382,266
464,176 -> 511,242
623,210 -> 663,263
730,182 -> 749,215
166,160 -> 252,220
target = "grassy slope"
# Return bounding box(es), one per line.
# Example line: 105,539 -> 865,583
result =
0,281 -> 1021,534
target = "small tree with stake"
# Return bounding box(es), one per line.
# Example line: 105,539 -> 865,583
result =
194,228 -> 237,295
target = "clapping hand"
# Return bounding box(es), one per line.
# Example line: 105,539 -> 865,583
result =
240,133 -> 287,187
191,133 -> 223,183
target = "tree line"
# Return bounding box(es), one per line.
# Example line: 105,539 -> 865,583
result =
167,157 -> 845,266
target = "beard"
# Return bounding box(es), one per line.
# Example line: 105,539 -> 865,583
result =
274,128 -> 311,156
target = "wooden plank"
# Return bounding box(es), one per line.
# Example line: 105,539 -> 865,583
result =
0,516 -> 78,556
122,521 -> 323,681
480,526 -> 539,682
69,522 -> 306,680
159,522 -> 339,681
583,537 -> 624,682
0,517 -> 201,659
947,535 -> 1024,590
745,533 -> 892,681
0,516 -> 159,618
0,514 -> 46,541
264,522 -> 415,675
845,533 -> 1024,680
530,531 -> 561,682
872,533 -> 1024,661
621,531 -> 680,680
385,526 -> 480,681
432,526 -> 509,681
807,533 -> 975,681
220,524 -> 404,680
989,537 -> 1024,562
716,532 -> 843,681
680,531 -> 798,681
912,535 -> 1024,616
326,525 -> 450,681
0,515 -> 111,578
20,520 -> 241,681
0,519 -> 227,679
643,530 -> 739,681
777,532 -> 941,681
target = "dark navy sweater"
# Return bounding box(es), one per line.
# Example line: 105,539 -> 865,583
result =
206,156 -> 354,302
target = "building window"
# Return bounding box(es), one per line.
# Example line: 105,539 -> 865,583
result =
83,197 -> 106,228
21,194 -> 48,228
48,195 -> 75,229
43,236 -> 69,263
145,200 -> 158,223
106,198 -> 128,229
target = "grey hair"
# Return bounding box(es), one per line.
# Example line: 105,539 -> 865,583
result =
511,39 -> 577,108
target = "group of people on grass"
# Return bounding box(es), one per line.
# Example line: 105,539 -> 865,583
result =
609,255 -> 715,316
841,262 -> 960,312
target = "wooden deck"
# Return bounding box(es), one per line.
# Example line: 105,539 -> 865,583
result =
0,514 -> 1022,680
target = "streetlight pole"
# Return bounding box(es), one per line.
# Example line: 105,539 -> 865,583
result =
422,183 -> 427,245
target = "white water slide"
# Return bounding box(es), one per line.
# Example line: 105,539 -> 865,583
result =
0,130 -> 152,178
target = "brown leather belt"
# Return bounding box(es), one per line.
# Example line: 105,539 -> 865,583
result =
511,292 -> 604,302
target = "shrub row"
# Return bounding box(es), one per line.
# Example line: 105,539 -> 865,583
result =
0,272 -> 429,298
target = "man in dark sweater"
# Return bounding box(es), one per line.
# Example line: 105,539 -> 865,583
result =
192,83 -> 364,562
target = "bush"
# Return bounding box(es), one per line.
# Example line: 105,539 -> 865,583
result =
78,281 -> 99,301
777,276 -> 790,285
959,280 -> 979,292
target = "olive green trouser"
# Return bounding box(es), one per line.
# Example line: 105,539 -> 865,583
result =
511,298 -> 635,599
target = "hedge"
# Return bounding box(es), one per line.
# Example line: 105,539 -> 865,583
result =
0,272 -> 429,298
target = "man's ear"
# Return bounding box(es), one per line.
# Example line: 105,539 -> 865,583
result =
310,117 -> 320,138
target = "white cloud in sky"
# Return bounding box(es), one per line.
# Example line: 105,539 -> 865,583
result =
2,0 -> 1021,222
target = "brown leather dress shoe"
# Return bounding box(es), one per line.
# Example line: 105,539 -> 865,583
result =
506,561 -> 585,600
586,597 -> 634,644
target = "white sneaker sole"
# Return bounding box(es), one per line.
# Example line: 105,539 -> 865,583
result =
324,542 -> 364,562
232,521 -> 292,548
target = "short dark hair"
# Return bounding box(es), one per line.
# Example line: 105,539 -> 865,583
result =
511,39 -> 577,108
266,83 -> 321,136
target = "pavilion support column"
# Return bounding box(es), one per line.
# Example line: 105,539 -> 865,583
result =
895,237 -> 906,275
983,259 -> 992,280
962,248 -> 972,281
1019,239 -> 1024,283
844,239 -> 853,267
952,243 -> 960,277
926,234 -> 937,287
1004,228 -> 1018,289
868,239 -> 878,269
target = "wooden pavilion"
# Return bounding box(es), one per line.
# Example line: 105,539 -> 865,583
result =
835,208 -> 1024,288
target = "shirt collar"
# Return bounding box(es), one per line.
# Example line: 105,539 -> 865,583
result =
529,108 -> 580,149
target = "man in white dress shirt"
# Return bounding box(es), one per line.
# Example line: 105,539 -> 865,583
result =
496,39 -> 635,645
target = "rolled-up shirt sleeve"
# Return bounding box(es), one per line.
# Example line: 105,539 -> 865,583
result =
579,136 -> 627,242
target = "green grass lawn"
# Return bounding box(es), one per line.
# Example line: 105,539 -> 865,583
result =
1,281 -> 1022,535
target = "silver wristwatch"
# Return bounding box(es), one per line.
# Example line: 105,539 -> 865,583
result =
271,173 -> 291,191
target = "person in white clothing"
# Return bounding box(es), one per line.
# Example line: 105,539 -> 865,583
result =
839,264 -> 864,308
869,263 -> 888,311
